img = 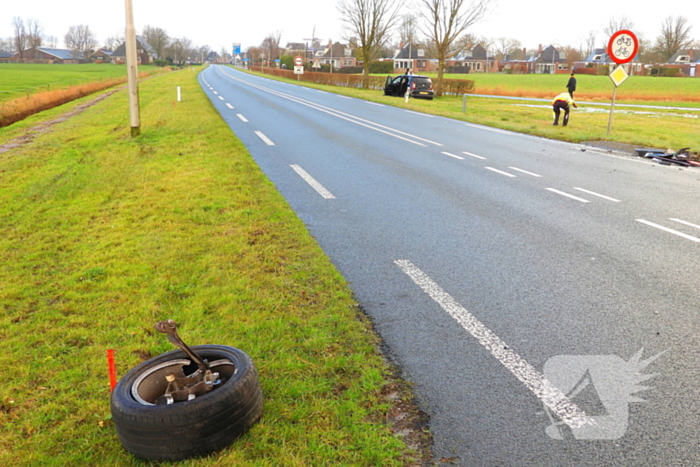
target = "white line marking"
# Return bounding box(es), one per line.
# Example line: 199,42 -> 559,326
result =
217,68 -> 440,147
508,167 -> 542,177
636,219 -> 700,242
316,90 -> 328,94
442,152 -> 465,160
546,188 -> 590,203
225,103 -> 234,109
237,114 -> 248,122
485,167 -> 516,177
338,95 -> 352,99
670,218 -> 700,230
366,102 -> 385,107
218,96 -> 225,100
394,259 -> 594,429
213,91 -> 218,94
462,151 -> 486,160
254,131 -> 274,145
573,187 -> 621,202
290,165 -> 336,199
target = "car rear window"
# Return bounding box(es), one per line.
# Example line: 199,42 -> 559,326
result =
412,78 -> 431,85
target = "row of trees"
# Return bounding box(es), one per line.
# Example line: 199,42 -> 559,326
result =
2,18 -> 220,65
246,0 -> 696,96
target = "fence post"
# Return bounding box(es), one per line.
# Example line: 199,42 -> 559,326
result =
462,94 -> 467,113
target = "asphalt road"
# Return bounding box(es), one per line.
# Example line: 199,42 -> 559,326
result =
200,65 -> 700,466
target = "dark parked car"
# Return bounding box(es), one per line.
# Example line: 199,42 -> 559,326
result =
383,74 -> 434,100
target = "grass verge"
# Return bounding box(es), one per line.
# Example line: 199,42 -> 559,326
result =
0,68 -> 427,466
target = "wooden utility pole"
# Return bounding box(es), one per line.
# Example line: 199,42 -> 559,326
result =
125,0 -> 141,137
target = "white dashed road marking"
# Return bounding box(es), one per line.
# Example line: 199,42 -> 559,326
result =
395,259 -> 594,429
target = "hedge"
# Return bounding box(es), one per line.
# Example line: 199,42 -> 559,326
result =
248,66 -> 476,95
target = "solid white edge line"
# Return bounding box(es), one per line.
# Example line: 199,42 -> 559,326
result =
394,259 -> 594,429
670,218 -> 700,230
546,188 -> 590,203
485,167 -> 516,178
217,67 -> 437,147
290,165 -> 336,199
636,219 -> 700,242
237,114 -> 249,122
462,151 -> 487,160
254,131 -> 274,145
442,152 -> 465,160
573,187 -> 621,202
508,167 -> 542,177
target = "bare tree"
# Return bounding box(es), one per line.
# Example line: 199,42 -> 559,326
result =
26,19 -> 43,48
12,17 -> 27,57
45,35 -> 59,48
166,37 -> 192,65
493,37 -> 521,61
581,30 -> 597,57
654,16 -> 693,61
338,0 -> 401,87
197,45 -> 211,63
246,46 -> 262,65
104,31 -> 125,51
0,38 -> 13,51
603,15 -> 635,38
399,14 -> 420,45
419,0 -> 490,96
260,31 -> 282,65
142,25 -> 169,60
64,25 -> 98,59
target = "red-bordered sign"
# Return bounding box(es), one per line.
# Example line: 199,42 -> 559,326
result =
607,30 -> 639,65
294,56 -> 304,67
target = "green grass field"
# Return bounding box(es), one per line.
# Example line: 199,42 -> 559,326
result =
0,69 -> 423,466
441,73 -> 700,103
0,63 -> 158,103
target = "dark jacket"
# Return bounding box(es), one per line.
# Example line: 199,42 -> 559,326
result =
566,76 -> 577,92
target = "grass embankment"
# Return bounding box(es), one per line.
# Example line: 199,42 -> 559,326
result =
0,64 -> 165,127
248,67 -> 700,153
0,69 -> 421,465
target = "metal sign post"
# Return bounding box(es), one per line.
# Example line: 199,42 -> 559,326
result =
605,30 -> 639,135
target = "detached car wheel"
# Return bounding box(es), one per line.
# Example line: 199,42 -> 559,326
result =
110,345 -> 262,462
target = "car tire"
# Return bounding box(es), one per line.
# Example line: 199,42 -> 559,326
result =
110,345 -> 263,462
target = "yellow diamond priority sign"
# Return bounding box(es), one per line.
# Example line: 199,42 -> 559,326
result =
609,65 -> 629,87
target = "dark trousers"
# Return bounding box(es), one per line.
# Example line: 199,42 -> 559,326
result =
553,101 -> 570,126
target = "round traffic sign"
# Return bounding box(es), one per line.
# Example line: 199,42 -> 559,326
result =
294,55 -> 304,66
607,30 -> 639,65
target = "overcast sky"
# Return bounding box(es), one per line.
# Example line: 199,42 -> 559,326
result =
1,0 -> 696,54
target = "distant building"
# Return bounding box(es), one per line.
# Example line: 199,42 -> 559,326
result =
111,36 -> 157,65
527,45 -> 566,74
91,48 -> 113,63
13,47 -> 86,63
392,43 -> 437,73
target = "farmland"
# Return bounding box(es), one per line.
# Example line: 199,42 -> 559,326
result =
446,72 -> 700,104
0,63 -> 159,103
